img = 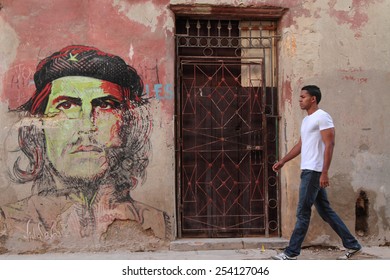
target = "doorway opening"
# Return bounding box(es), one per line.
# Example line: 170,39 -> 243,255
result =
173,7 -> 285,238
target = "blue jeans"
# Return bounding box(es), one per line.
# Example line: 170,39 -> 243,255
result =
284,170 -> 361,257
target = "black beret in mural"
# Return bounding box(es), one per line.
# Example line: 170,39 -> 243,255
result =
34,45 -> 143,96
17,45 -> 145,114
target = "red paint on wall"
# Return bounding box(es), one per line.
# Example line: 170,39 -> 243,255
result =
275,0 -> 313,28
1,0 -> 174,116
342,76 -> 368,84
339,67 -> 363,73
328,0 -> 382,31
282,79 -> 293,107
339,68 -> 368,84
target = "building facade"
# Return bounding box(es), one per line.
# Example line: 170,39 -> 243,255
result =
0,0 -> 389,254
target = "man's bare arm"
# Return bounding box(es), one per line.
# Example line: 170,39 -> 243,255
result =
320,127 -> 335,188
272,138 -> 302,172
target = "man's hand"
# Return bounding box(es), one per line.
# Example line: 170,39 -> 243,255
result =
320,172 -> 329,188
272,139 -> 302,173
272,161 -> 285,172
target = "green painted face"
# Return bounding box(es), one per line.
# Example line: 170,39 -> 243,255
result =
43,76 -> 124,181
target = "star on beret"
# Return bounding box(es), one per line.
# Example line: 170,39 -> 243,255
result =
68,53 -> 79,62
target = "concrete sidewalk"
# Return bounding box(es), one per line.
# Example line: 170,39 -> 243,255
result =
0,246 -> 389,260
0,237 -> 389,260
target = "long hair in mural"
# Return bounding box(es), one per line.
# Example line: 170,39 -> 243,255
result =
0,45 -> 169,246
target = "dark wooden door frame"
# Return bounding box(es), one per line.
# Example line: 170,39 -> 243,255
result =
172,6 -> 286,238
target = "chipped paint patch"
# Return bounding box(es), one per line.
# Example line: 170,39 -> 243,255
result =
0,18 -> 19,72
351,151 -> 390,235
283,32 -> 297,57
352,152 -> 389,188
282,79 -> 293,105
352,151 -> 390,204
0,17 -> 19,104
128,44 -> 134,61
113,0 -> 164,33
328,0 -> 382,31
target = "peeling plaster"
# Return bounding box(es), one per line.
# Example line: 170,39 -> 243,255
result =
351,151 -> 390,230
328,0 -> 383,31
163,9 -> 175,34
0,17 -> 19,95
279,0 -> 320,27
282,30 -> 297,58
128,44 -> 134,61
280,21 -> 322,80
333,0 -> 353,11
351,152 -> 389,192
113,0 -> 165,33
282,79 -> 293,106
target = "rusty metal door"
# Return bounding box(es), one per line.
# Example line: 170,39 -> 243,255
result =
176,19 -> 279,238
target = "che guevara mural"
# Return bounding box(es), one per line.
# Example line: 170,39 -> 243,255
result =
0,45 -> 171,251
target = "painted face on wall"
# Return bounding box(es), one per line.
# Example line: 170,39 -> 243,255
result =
43,76 -> 124,181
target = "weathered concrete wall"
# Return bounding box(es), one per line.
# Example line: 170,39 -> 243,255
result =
276,0 -> 390,246
0,0 -> 176,253
170,0 -> 390,247
0,0 -> 389,254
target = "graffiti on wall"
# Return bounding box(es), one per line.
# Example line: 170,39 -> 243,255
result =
144,83 -> 174,100
0,45 -> 170,244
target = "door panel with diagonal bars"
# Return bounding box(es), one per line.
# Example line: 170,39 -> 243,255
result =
176,19 -> 279,237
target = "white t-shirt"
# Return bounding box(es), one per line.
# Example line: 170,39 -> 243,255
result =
300,109 -> 334,172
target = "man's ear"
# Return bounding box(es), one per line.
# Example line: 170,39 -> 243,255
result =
311,95 -> 317,104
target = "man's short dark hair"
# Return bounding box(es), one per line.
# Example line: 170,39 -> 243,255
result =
301,85 -> 321,104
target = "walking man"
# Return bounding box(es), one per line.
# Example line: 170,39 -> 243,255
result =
272,85 -> 362,260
